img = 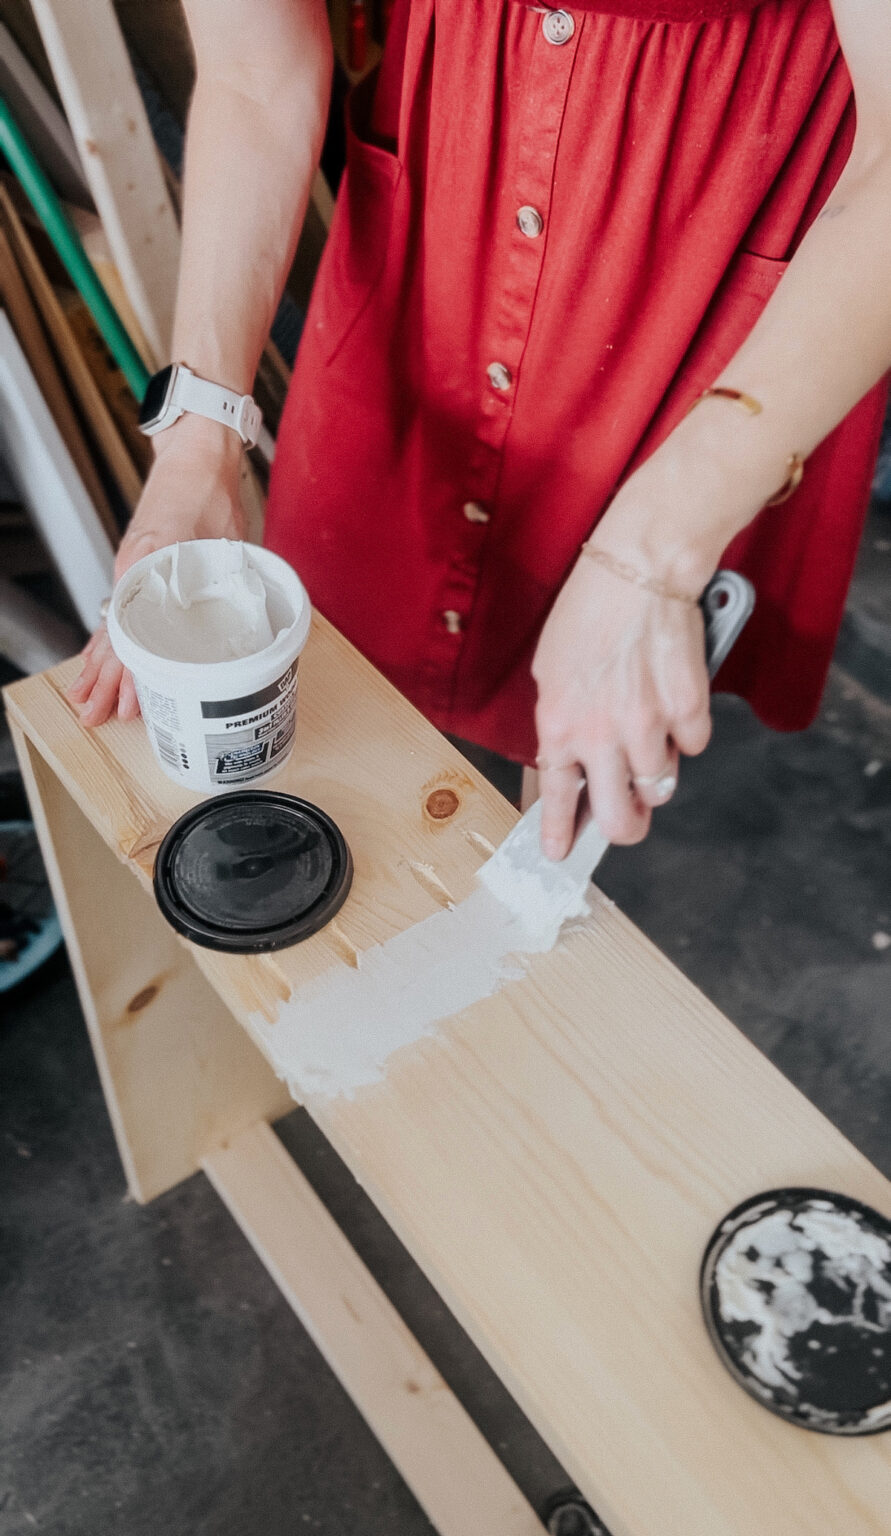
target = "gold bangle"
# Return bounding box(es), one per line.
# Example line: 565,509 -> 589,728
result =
686,386 -> 805,506
685,385 -> 763,418
764,452 -> 805,506
579,545 -> 700,606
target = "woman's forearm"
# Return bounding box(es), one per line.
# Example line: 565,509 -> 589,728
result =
596,137 -> 891,592
171,0 -> 332,401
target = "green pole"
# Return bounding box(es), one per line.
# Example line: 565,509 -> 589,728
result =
0,89 -> 150,401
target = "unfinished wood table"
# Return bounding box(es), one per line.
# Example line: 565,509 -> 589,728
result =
6,614 -> 891,1536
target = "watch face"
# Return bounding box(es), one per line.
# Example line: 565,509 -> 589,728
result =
139,364 -> 175,428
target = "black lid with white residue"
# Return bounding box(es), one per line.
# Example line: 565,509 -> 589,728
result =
700,1187 -> 891,1434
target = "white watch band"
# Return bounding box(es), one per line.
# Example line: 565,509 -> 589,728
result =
168,366 -> 263,446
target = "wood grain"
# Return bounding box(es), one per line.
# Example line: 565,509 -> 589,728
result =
0,18 -> 92,206
317,914 -> 891,1536
6,613 -> 891,1536
205,1121 -> 546,1536
10,722 -> 292,1201
30,0 -> 180,367
68,202 -> 156,370
0,180 -> 143,512
0,224 -> 118,543
4,616 -> 516,1024
0,309 -> 115,630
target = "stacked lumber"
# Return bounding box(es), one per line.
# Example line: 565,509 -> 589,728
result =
0,0 -> 299,665
0,0 -> 371,671
0,3 -> 161,663
0,173 -> 147,524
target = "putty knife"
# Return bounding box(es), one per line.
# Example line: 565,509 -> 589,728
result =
476,570 -> 754,929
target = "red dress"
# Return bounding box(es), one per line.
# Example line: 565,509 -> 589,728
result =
265,0 -> 886,763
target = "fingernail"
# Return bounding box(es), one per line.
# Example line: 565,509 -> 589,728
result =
542,837 -> 562,861
68,676 -> 84,696
79,702 -> 95,723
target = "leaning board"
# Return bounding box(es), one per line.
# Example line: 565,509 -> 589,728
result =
5,613 -> 891,1536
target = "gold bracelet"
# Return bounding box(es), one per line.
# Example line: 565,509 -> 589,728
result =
579,545 -> 700,606
686,386 -> 805,506
763,453 -> 805,506
685,385 -> 763,419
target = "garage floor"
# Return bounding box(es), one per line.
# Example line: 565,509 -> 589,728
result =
2,519 -> 890,1536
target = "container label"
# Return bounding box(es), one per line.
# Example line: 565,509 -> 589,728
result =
134,684 -> 192,775
144,688 -> 181,732
153,723 -> 191,776
201,663 -> 298,784
199,664 -> 296,719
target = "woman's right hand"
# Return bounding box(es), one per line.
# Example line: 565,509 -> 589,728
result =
68,420 -> 247,727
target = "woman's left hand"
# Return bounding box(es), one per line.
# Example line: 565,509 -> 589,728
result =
531,553 -> 713,859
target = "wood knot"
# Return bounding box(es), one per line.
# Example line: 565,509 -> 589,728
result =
425,788 -> 460,821
127,984 -> 159,1014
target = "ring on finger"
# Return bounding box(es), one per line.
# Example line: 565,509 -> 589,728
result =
630,763 -> 677,800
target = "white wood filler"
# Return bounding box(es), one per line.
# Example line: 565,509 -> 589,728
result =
117,541 -> 276,663
254,805 -> 610,1100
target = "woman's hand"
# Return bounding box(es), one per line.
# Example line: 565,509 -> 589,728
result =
68,421 -> 246,727
531,552 -> 712,859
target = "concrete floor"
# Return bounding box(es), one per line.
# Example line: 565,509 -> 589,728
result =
2,528 -> 890,1534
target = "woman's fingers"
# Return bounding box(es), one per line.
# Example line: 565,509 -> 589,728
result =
68,600 -> 140,725
538,760 -> 586,861
68,639 -> 107,703
625,700 -> 679,808
67,658 -> 99,702
65,423 -> 248,732
627,739 -> 680,810
118,668 -> 140,721
67,627 -> 125,727
587,743 -> 651,845
662,661 -> 712,758
78,650 -> 125,726
68,627 -> 107,700
671,704 -> 712,758
530,556 -> 717,857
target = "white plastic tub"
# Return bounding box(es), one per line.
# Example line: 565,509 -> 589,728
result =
107,540 -> 311,794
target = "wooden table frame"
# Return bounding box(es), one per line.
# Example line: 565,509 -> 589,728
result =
6,618 -> 891,1536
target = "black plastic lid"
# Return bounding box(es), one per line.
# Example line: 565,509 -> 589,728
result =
700,1187 -> 891,1435
153,791 -> 353,953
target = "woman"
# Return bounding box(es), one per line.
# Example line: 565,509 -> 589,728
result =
71,0 -> 891,860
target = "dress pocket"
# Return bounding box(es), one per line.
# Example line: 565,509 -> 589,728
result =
678,249 -> 790,395
314,74 -> 403,368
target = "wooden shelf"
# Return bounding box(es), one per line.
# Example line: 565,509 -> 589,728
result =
6,614 -> 891,1536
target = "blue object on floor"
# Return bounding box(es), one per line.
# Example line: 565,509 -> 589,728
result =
0,820 -> 63,994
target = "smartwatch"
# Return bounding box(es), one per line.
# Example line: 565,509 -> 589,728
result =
138,363 -> 263,447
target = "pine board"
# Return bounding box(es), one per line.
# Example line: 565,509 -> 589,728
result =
30,0 -> 180,367
0,179 -> 144,511
5,614 -> 891,1536
204,1121 -> 546,1536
